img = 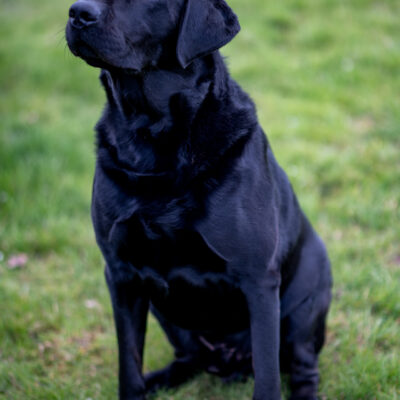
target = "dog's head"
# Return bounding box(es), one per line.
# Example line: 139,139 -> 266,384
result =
66,0 -> 240,72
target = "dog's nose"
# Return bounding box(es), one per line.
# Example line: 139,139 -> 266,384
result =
69,1 -> 101,29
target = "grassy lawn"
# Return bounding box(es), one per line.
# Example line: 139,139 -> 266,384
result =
1,0 -> 399,398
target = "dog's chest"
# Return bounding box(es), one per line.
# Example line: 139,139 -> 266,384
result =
113,207 -> 225,277
110,211 -> 249,331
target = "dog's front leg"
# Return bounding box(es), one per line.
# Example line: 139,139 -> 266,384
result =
106,266 -> 149,400
242,277 -> 282,400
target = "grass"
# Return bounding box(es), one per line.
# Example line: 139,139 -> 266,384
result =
0,0 -> 399,398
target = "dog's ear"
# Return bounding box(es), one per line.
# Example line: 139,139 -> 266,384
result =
176,0 -> 240,69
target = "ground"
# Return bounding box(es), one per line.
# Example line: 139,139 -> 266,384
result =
0,0 -> 399,399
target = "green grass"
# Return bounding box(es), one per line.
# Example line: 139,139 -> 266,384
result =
1,0 -> 399,398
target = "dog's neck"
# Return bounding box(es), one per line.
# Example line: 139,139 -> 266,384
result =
100,54 -> 226,125
96,52 -> 257,179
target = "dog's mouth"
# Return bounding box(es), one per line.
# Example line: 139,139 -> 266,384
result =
69,41 -> 104,68
66,22 -> 143,73
66,22 -> 110,68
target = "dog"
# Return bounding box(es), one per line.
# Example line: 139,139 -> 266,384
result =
66,0 -> 332,399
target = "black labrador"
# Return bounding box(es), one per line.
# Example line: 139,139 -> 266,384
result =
66,0 -> 332,399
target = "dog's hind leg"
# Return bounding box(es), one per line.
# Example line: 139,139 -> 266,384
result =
144,355 -> 200,393
144,305 -> 204,393
281,290 -> 330,400
280,230 -> 332,400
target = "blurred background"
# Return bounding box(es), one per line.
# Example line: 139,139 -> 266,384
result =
0,0 -> 399,398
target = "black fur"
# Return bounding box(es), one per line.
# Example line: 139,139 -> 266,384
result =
66,0 -> 332,399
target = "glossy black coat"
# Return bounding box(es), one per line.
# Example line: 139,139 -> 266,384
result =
66,0 -> 332,399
